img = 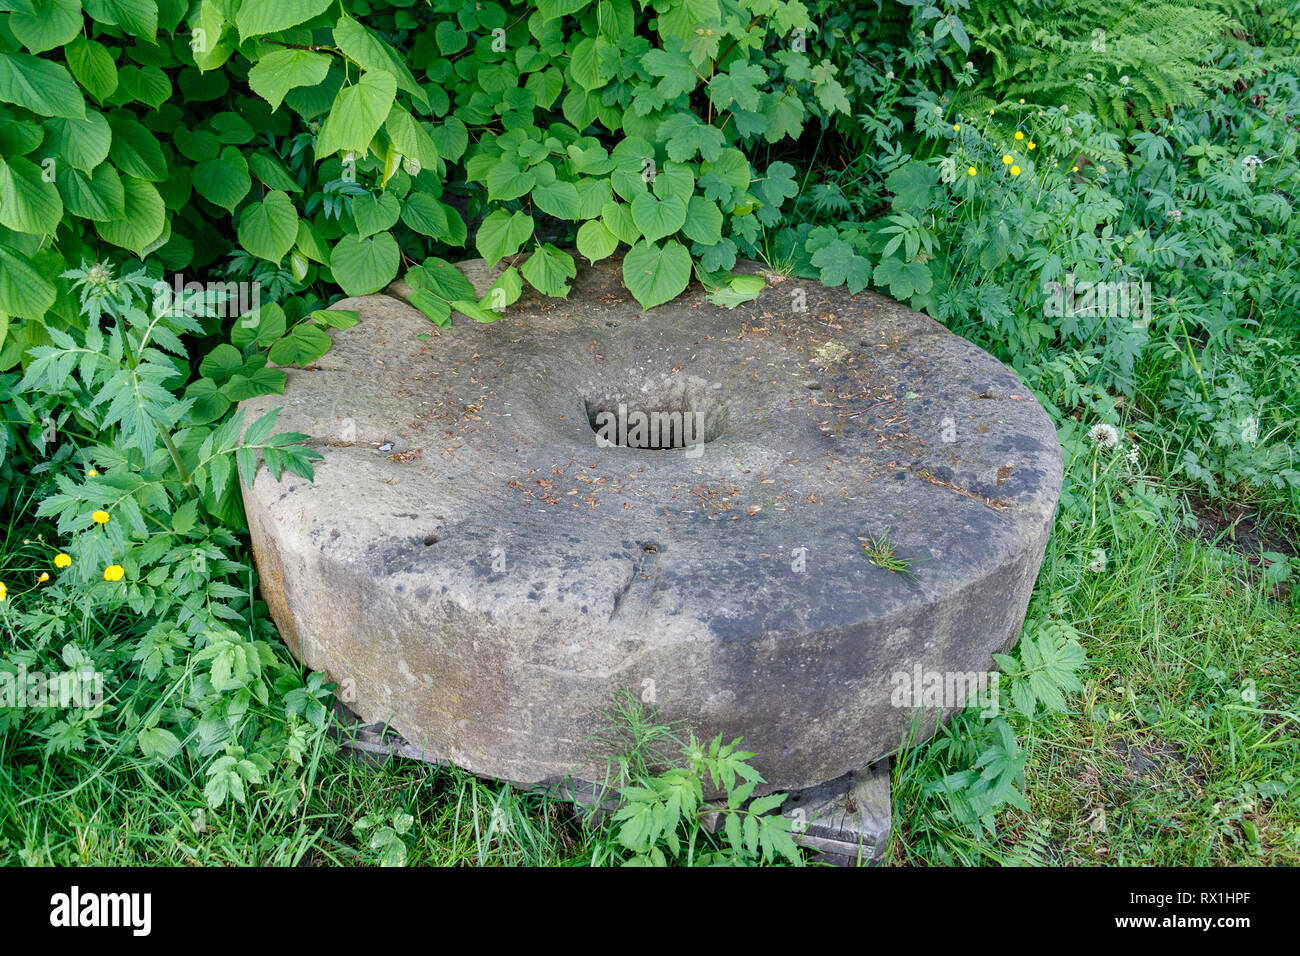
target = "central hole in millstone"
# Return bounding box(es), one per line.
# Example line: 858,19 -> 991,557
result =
584,374 -> 728,450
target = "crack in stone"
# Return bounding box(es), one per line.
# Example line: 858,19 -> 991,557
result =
609,542 -> 662,622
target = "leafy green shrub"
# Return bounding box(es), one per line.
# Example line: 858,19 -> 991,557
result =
782,57 -> 1300,505
0,0 -> 849,813
0,0 -> 850,382
1,259 -> 330,808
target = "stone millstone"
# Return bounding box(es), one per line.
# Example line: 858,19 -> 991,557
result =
240,257 -> 1061,794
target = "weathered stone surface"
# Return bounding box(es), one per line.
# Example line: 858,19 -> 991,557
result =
240,257 -> 1061,794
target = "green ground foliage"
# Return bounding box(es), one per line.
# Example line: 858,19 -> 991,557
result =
0,0 -> 1295,865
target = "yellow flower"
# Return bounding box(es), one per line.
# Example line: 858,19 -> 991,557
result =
88,469 -> 98,477
1014,131 -> 1024,140
1010,165 -> 1021,176
953,123 -> 961,132
1029,142 -> 1036,149
988,109 -> 994,115
104,565 -> 124,582
54,553 -> 72,568
1019,98 -> 1025,104
1072,166 -> 1079,172
1002,154 -> 1013,165
968,166 -> 977,176
92,510 -> 110,524
0,582 -> 7,601
38,572 -> 50,583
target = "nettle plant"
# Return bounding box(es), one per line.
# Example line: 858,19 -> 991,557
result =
0,0 -> 851,381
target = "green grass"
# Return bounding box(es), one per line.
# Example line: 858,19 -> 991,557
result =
4,18 -> 1299,868
860,527 -> 926,578
3,306 -> 1296,867
888,444 -> 1299,866
0,704 -> 592,865
1012,528 -> 1298,865
5,454 -> 1294,866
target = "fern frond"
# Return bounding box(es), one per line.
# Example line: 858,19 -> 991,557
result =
962,0 -> 1298,128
